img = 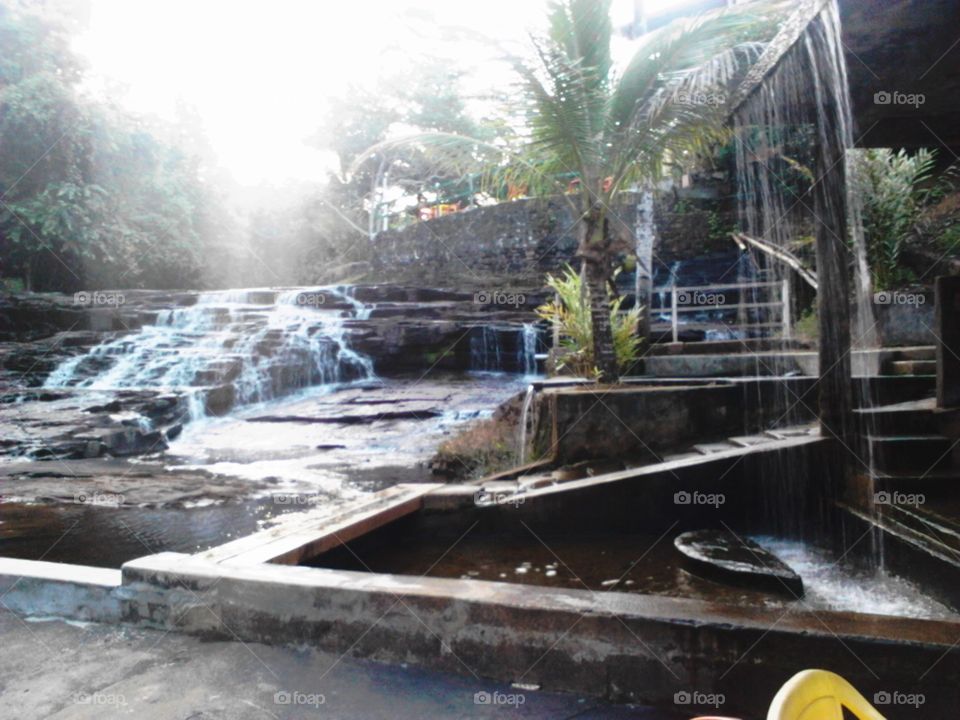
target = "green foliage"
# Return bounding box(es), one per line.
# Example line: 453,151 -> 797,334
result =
0,3 -> 222,291
536,264 -> 642,377
850,148 -> 937,290
794,306 -> 818,342
940,222 -> 960,254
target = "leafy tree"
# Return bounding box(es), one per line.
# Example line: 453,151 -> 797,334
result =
0,2 -> 222,292
357,0 -> 785,381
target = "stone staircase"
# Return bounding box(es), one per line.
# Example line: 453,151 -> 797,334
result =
882,346 -> 937,376
848,397 -> 960,580
856,398 -> 960,496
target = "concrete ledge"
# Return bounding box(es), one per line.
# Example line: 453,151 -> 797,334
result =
117,551 -> 960,716
0,557 -> 121,622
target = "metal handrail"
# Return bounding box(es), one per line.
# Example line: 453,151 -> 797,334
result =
651,278 -> 791,343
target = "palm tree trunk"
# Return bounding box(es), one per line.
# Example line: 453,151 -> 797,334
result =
579,205 -> 618,383
585,259 -> 618,382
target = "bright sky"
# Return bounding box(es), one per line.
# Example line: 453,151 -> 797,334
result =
72,0 -> 658,187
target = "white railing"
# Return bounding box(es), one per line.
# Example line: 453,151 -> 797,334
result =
652,278 -> 791,343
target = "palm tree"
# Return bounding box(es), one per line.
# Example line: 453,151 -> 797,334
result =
355,0 -> 785,381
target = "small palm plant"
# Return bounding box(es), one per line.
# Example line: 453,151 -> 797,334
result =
537,264 -> 642,378
850,148 -> 937,290
355,0 -> 786,381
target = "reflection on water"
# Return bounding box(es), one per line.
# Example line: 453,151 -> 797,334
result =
312,524 -> 958,620
0,499 -> 298,568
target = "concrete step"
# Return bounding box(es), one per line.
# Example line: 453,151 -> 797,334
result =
873,471 -> 960,497
855,399 -> 939,435
693,441 -> 741,455
888,359 -> 937,376
890,346 -> 936,361
855,376 -> 935,407
868,435 -> 958,474
877,503 -> 960,559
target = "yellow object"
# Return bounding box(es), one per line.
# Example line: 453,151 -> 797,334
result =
767,669 -> 886,720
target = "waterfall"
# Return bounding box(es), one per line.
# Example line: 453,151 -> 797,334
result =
732,0 -> 870,542
518,383 -> 536,464
657,260 -> 682,322
521,323 -> 538,376
470,324 -> 540,375
470,327 -> 503,372
44,286 -> 375,421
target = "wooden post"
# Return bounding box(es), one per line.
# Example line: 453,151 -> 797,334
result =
936,276 -> 960,409
812,159 -> 853,442
671,287 -> 679,344
782,278 -> 792,340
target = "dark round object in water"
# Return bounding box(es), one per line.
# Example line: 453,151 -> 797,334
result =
674,529 -> 804,598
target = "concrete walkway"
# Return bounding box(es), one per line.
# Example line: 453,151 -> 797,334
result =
0,610 -> 681,719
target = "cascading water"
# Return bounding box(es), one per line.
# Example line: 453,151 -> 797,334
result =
732,0 -> 872,542
521,323 -> 539,376
44,287 -> 375,422
657,260 -> 682,323
518,383 -> 536,464
470,324 -> 540,375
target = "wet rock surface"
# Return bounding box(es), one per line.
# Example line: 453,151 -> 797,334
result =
0,374 -> 526,566
0,388 -> 188,461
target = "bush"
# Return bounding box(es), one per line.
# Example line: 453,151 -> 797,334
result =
850,148 -> 936,290
535,264 -> 642,378
432,415 -> 518,480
